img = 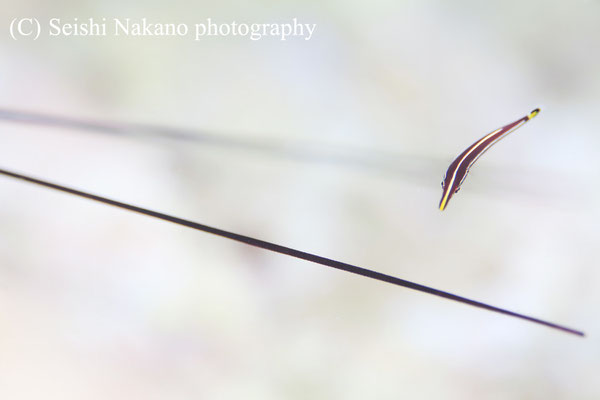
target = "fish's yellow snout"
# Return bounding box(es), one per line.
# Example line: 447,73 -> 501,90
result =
528,108 -> 541,120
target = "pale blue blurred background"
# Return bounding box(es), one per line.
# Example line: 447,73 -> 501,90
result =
0,1 -> 599,399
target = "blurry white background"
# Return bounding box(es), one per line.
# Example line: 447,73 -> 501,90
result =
1,1 -> 599,399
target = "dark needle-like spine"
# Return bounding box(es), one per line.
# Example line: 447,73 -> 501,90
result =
0,167 -> 584,337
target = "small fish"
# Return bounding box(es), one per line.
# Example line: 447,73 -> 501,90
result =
439,108 -> 540,211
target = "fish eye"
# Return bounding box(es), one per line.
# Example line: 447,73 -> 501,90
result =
441,181 -> 445,188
